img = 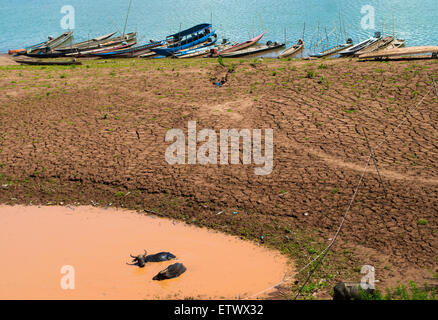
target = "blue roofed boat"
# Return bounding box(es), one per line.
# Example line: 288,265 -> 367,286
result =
150,23 -> 216,57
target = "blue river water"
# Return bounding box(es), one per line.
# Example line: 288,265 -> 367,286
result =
0,0 -> 436,53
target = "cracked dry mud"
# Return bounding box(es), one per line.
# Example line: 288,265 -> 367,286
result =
0,57 -> 437,297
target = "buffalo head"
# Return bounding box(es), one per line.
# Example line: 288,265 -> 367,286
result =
130,250 -> 148,268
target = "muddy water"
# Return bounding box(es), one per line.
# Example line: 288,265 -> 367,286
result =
0,205 -> 293,300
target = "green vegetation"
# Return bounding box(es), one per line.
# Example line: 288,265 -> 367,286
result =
360,281 -> 437,300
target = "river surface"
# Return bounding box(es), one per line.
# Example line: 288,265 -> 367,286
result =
0,205 -> 292,299
0,0 -> 436,53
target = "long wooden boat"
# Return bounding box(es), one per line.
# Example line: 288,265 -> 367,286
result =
150,24 -> 217,57
14,58 -> 82,66
278,39 -> 304,59
10,32 -> 74,55
176,41 -> 233,59
92,40 -> 166,58
339,32 -> 381,56
213,32 -> 266,57
67,38 -> 137,57
168,37 -> 217,57
309,39 -> 353,58
9,40 -> 47,55
219,41 -> 285,58
55,32 -> 117,52
358,46 -> 438,60
28,32 -> 137,58
384,38 -> 406,50
26,31 -> 74,55
354,36 -> 394,56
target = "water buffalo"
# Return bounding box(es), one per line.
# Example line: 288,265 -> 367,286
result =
153,263 -> 186,281
129,250 -> 176,268
333,282 -> 374,300
146,252 -> 176,262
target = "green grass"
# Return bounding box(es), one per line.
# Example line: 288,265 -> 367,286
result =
360,281 -> 437,300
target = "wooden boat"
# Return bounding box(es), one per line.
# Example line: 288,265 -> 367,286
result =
68,39 -> 137,57
354,36 -> 394,56
278,39 -> 304,59
213,32 -> 266,57
339,32 -> 381,56
172,38 -> 221,58
26,31 -> 74,55
384,38 -> 406,50
219,41 -> 285,58
92,40 -> 166,58
171,36 -> 217,56
55,32 -> 117,52
150,24 -> 217,57
14,58 -> 81,66
28,32 -> 137,58
309,39 -> 353,58
176,41 -> 233,59
9,40 -> 47,55
358,46 -> 438,60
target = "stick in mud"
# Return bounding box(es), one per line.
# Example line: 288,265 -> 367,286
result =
432,77 -> 438,97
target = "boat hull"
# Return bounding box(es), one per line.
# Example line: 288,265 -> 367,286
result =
215,32 -> 266,57
151,31 -> 217,57
220,43 -> 285,58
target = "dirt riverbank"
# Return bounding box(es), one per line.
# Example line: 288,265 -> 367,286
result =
0,57 -> 437,298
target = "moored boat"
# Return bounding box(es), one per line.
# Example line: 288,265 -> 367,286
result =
176,40 -> 233,59
27,32 -> 137,58
55,32 -> 117,52
309,38 -> 353,58
339,32 -> 381,56
150,24 -> 217,57
15,31 -> 74,56
14,58 -> 82,66
278,39 -> 304,59
92,40 -> 166,58
358,45 -> 438,60
383,38 -> 406,50
26,31 -> 73,55
219,41 -> 285,58
65,33 -> 137,57
213,32 -> 266,57
69,40 -> 137,57
354,36 -> 394,56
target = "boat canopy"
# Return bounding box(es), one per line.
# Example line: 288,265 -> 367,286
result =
167,23 -> 212,41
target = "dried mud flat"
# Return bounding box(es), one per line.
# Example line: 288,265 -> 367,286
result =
0,57 -> 437,298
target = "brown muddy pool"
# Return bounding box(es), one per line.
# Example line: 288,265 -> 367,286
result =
0,205 -> 293,300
